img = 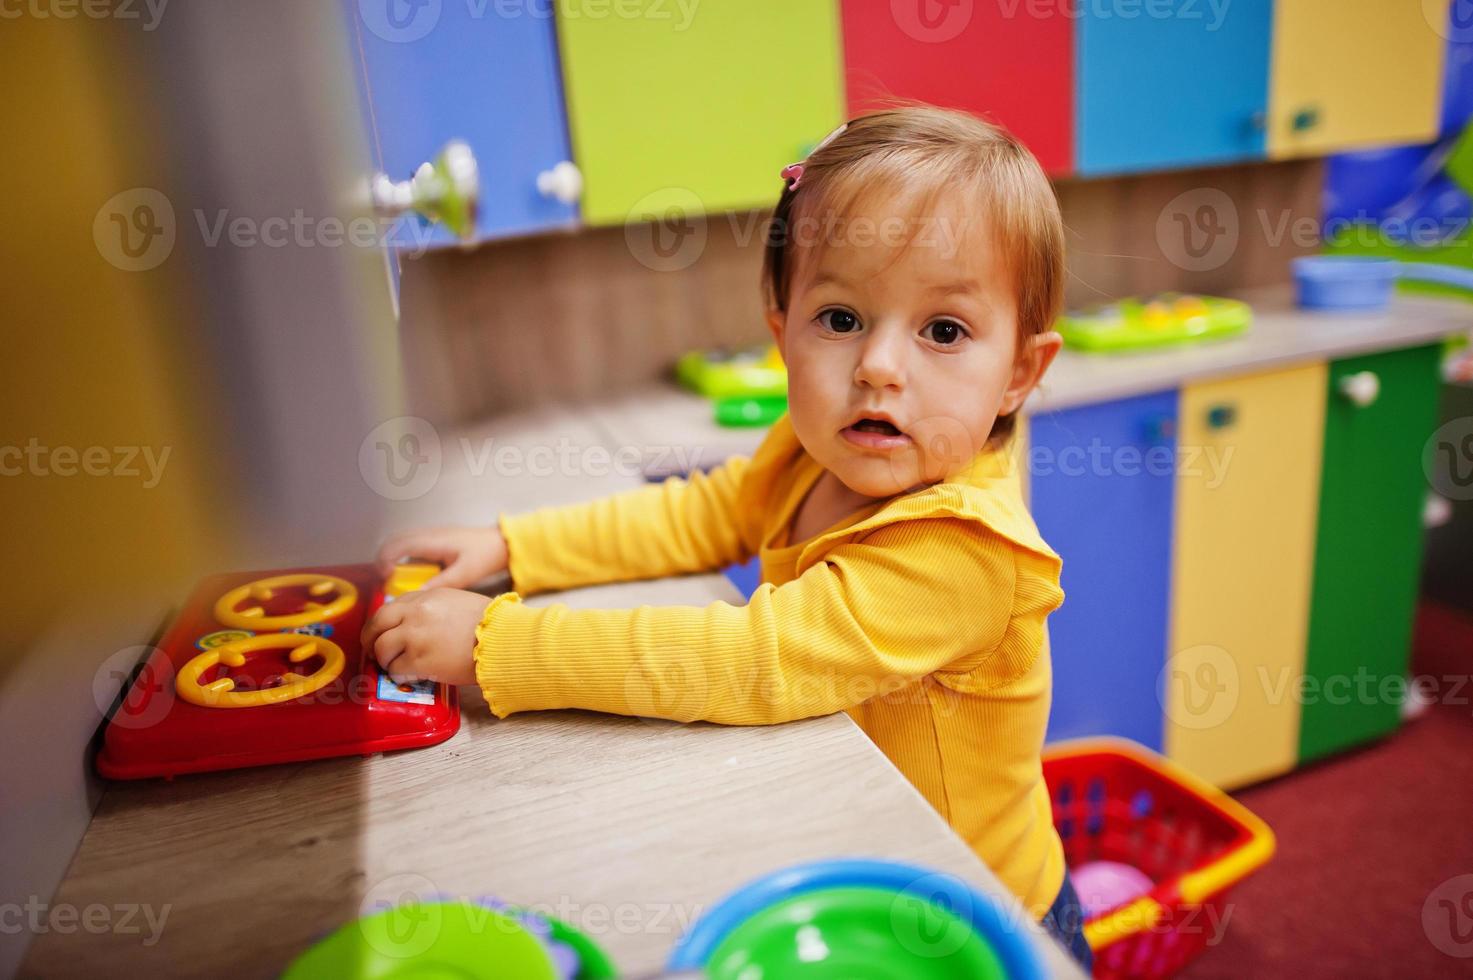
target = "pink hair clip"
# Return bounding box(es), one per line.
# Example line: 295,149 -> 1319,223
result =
779,122 -> 849,192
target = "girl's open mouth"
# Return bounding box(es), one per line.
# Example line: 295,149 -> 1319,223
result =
841,418 -> 911,450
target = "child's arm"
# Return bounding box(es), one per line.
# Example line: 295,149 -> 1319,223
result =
497,456 -> 753,595
470,517 -> 1029,725
374,457 -> 752,594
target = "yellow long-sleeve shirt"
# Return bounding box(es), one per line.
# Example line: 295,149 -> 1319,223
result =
474,414 -> 1067,914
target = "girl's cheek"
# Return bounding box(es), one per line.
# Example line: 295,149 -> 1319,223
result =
911,415 -> 982,481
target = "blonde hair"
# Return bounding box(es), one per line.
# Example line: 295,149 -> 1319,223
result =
760,107 -> 1064,441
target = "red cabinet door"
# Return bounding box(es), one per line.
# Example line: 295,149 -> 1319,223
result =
839,1 -> 1073,174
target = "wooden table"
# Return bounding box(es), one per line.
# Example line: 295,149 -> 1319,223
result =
24,401 -> 1082,978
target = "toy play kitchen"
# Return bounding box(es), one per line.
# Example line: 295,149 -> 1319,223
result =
97,562 -> 458,779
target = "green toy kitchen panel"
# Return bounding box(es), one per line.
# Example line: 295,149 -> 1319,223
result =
556,0 -> 845,225
1299,344 -> 1443,762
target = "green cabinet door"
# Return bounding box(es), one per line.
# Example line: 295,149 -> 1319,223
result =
1300,344 -> 1442,762
556,0 -> 844,225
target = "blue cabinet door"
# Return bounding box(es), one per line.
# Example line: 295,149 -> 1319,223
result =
346,1 -> 577,245
1030,390 -> 1178,750
1076,0 -> 1271,175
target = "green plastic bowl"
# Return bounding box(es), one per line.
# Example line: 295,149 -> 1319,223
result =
280,900 -> 615,980
540,913 -> 618,979
702,886 -> 1007,979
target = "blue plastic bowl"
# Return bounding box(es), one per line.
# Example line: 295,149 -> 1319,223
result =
1292,256 -> 1399,311
1293,256 -> 1473,311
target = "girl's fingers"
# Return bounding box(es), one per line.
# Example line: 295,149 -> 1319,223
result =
361,599 -> 407,657
388,661 -> 423,685
375,533 -> 418,575
376,534 -> 457,577
419,559 -> 468,591
370,623 -> 409,674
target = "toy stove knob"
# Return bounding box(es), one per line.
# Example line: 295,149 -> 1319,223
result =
1337,371 -> 1380,408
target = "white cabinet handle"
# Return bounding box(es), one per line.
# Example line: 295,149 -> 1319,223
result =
369,140 -> 479,241
537,161 -> 583,204
1338,371 -> 1380,407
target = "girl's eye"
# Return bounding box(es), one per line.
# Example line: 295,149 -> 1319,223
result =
818,309 -> 861,333
924,319 -> 968,345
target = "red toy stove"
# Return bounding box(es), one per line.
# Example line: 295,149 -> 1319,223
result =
98,562 -> 459,779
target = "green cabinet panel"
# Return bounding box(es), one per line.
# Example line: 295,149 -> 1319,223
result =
1300,344 -> 1442,762
556,0 -> 844,225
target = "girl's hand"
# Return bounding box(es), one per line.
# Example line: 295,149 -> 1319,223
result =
361,588 -> 490,687
375,525 -> 509,590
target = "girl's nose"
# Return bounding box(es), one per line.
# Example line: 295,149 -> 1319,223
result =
853,328 -> 906,391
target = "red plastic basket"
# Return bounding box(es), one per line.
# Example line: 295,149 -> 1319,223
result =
1042,739 -> 1275,979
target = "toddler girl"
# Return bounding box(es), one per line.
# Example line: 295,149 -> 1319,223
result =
364,107 -> 1089,967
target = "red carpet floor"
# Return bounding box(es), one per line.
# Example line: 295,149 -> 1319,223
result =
1180,602 -> 1473,979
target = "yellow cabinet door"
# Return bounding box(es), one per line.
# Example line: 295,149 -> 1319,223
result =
1165,363 -> 1326,788
1267,1 -> 1445,158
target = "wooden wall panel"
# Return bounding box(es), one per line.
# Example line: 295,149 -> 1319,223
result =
399,160 -> 1324,425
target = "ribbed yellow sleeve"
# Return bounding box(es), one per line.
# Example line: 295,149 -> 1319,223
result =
474,518 -> 1016,724
497,457 -> 752,596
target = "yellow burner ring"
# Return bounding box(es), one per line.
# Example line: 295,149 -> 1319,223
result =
176,632 -> 346,709
213,573 -> 358,630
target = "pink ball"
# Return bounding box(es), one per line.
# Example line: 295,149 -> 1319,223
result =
1072,860 -> 1155,917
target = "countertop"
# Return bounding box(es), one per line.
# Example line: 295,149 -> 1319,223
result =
1032,286 -> 1471,411
23,411 -> 1083,979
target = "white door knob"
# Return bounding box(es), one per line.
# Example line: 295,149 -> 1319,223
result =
1338,371 -> 1380,407
1425,493 -> 1453,529
537,161 -> 583,204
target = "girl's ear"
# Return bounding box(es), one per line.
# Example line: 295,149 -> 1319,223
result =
999,330 -> 1063,415
765,308 -> 786,351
